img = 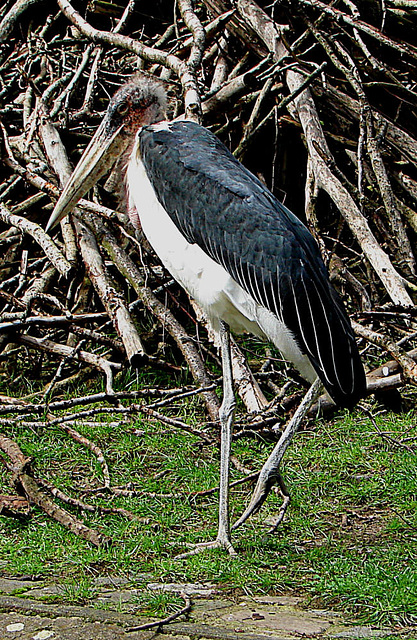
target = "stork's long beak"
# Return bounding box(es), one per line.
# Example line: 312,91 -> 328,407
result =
46,116 -> 130,231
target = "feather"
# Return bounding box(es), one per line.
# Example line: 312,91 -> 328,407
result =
138,121 -> 366,407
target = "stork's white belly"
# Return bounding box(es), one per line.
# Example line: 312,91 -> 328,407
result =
127,145 -> 315,383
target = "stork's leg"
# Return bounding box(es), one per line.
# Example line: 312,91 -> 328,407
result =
216,320 -> 237,551
175,320 -> 237,558
232,377 -> 323,531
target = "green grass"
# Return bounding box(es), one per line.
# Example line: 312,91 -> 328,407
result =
0,372 -> 416,627
129,590 -> 186,617
39,576 -> 98,605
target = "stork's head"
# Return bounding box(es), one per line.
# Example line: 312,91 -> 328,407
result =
46,74 -> 167,230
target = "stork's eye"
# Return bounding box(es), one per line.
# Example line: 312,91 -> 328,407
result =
117,103 -> 129,116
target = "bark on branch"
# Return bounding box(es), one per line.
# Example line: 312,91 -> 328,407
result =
234,0 -> 414,307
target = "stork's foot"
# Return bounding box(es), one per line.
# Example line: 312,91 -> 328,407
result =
233,379 -> 322,531
232,467 -> 284,530
175,534 -> 237,559
264,490 -> 291,534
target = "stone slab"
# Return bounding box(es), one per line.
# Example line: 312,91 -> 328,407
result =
0,578 -> 408,640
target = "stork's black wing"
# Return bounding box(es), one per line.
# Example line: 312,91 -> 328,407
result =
139,121 -> 366,407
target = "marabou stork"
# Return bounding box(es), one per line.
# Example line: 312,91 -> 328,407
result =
47,75 -> 366,555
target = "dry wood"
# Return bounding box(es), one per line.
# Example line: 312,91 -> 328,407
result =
38,104 -> 78,266
306,20 -> 415,276
297,0 -> 417,61
0,312 -> 108,332
0,494 -> 30,518
352,320 -> 417,386
36,478 -> 138,520
0,385 -> 217,416
1,131 -> 116,221
56,0 -> 200,117
233,0 -> 413,307
0,434 -> 110,546
0,204 -> 72,279
286,79 -> 412,306
74,219 -> 146,367
178,0 -> 205,120
0,0 -> 39,42
17,333 -> 121,394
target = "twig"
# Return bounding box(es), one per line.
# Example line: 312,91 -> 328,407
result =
178,0 -> 205,120
233,0 -> 413,307
352,320 -> 417,386
75,218 -> 146,366
0,434 -> 111,546
360,407 -> 415,453
56,0 -> 200,110
0,204 -> 72,279
36,478 -> 137,519
17,334 -> 120,394
0,385 -> 217,415
127,593 -> 191,632
0,0 -> 40,43
297,0 -> 417,62
0,312 -> 108,332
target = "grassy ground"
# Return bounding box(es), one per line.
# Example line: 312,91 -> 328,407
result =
0,369 -> 416,628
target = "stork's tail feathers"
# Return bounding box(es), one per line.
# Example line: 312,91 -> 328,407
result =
291,288 -> 366,409
256,285 -> 366,409
316,339 -> 366,409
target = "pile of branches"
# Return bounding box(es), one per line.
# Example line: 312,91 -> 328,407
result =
0,0 -> 417,538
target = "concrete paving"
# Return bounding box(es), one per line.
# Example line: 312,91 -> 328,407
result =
0,577 -> 411,640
